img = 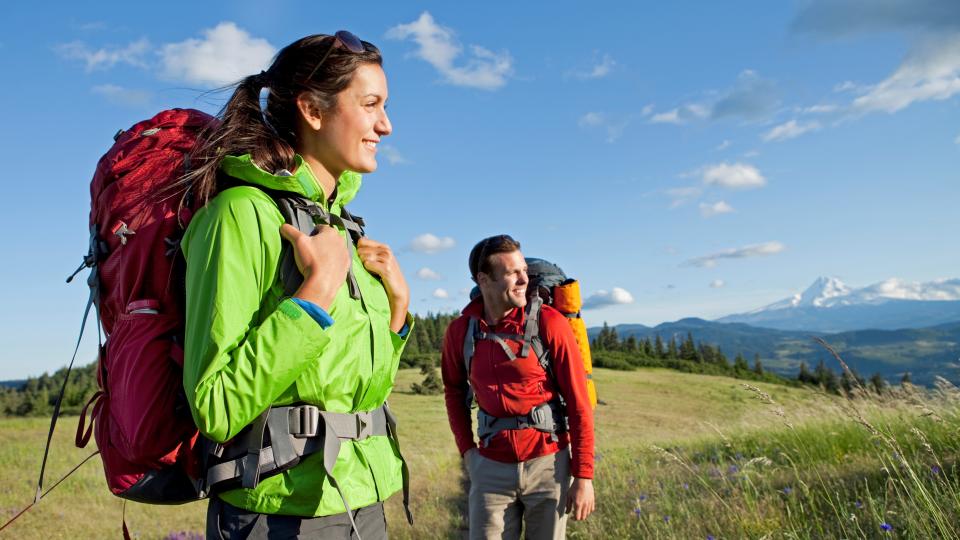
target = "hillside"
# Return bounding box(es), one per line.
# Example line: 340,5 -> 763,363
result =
0,368 -> 838,539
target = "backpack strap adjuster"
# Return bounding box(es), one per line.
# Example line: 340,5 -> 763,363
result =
288,405 -> 319,438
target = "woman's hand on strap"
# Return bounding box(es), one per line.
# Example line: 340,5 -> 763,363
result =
356,237 -> 410,332
280,224 -> 351,311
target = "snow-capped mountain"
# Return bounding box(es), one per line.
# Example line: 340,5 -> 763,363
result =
718,277 -> 960,332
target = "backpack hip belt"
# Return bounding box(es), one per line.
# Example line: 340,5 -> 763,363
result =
476,400 -> 567,447
205,402 -> 406,533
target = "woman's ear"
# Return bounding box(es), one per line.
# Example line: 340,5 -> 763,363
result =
296,94 -> 323,131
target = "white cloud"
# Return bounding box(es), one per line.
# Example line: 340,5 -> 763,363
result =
834,80 -> 859,93
955,134 -> 960,145
417,267 -> 443,280
762,119 -> 821,142
578,111 -> 629,142
56,38 -> 150,71
386,12 -> 512,90
641,104 -> 654,116
409,233 -> 456,254
666,186 -> 703,208
802,104 -> 839,114
699,201 -> 735,218
91,84 -> 151,107
852,36 -> 960,114
711,70 -> 780,121
570,54 -> 615,79
650,104 -> 709,125
432,288 -> 450,299
683,241 -> 785,268
379,145 -> 409,165
578,112 -> 604,127
710,279 -> 726,288
582,287 -> 635,310
716,140 -> 732,151
702,162 -> 766,189
160,22 -> 275,87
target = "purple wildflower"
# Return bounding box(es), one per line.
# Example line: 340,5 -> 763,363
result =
781,487 -> 793,495
932,465 -> 942,475
735,452 -> 744,460
663,515 -> 670,523
728,465 -> 739,474
633,507 -> 642,517
639,494 -> 648,501
707,536 -> 716,540
854,501 -> 863,509
682,482 -> 690,490
881,522 -> 893,532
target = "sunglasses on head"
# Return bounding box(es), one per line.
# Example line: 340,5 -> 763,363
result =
304,30 -> 369,82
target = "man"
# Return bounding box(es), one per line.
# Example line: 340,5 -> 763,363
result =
441,234 -> 595,540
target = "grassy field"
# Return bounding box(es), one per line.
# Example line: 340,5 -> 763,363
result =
1,368 -> 958,539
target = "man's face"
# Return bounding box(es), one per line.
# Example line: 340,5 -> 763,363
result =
478,250 -> 529,312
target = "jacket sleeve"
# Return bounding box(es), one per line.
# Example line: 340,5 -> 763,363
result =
541,308 -> 595,479
181,189 -> 332,443
440,318 -> 476,456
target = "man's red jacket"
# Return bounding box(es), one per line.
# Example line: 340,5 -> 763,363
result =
441,297 -> 595,479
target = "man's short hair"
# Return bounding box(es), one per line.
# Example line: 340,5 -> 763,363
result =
469,235 -> 521,281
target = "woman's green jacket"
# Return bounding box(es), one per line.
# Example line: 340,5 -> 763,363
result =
182,154 -> 410,516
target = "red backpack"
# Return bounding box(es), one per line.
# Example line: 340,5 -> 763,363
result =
41,109 -> 215,504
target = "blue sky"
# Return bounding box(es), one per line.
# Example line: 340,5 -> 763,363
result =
1,1 -> 958,378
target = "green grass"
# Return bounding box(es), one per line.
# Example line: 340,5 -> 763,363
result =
2,369 -> 958,539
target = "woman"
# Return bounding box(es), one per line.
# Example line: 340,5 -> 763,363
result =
180,31 -> 411,539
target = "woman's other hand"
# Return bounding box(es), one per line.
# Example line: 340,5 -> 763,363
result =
280,223 -> 351,311
356,238 -> 410,332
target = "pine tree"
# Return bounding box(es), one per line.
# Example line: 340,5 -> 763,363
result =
642,338 -> 654,358
654,335 -> 665,359
752,354 -> 764,376
667,336 -> 678,359
814,359 -> 840,394
900,372 -> 912,385
797,362 -> 815,385
679,333 -> 697,361
869,373 -> 887,395
716,347 -> 729,369
699,343 -> 716,364
733,353 -> 749,372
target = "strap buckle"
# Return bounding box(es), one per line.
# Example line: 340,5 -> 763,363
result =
289,405 -> 319,438
355,411 -> 373,440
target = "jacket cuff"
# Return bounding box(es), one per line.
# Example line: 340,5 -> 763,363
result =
290,297 -> 335,328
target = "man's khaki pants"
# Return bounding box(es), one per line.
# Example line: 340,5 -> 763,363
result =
466,449 -> 571,540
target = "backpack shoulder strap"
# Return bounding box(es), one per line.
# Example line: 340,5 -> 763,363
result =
520,295 -> 543,357
463,317 -> 479,408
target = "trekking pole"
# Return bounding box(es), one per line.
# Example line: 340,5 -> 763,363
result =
0,451 -> 99,534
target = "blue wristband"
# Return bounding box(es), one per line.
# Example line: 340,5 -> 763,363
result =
291,298 -> 335,329
397,322 -> 410,338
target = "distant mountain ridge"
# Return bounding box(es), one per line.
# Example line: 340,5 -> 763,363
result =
718,277 -> 960,332
588,318 -> 960,387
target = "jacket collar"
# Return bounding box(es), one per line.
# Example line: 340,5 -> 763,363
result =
220,153 -> 362,207
463,296 -> 525,330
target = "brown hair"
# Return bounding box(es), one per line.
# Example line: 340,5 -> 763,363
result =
469,235 -> 522,280
179,33 -> 382,208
